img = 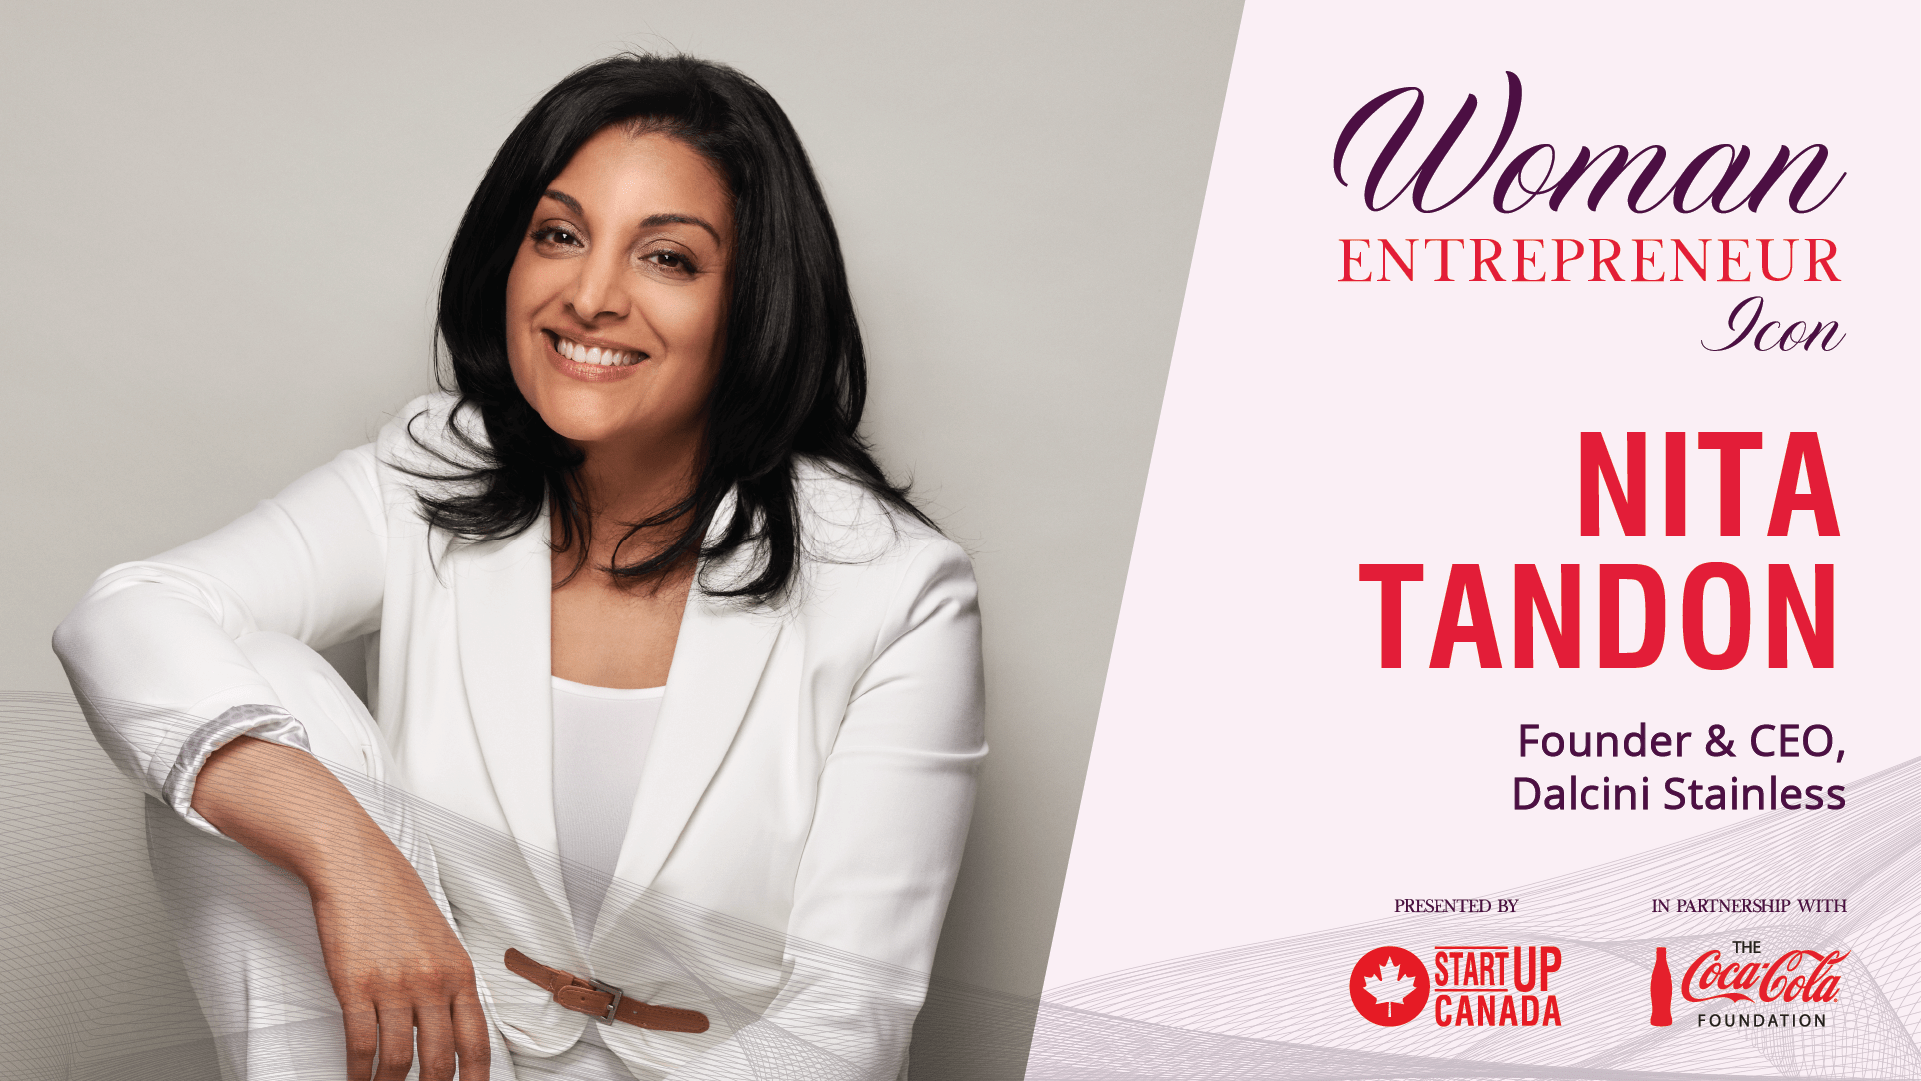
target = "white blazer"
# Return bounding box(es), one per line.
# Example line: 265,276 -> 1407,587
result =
53,392 -> 986,1077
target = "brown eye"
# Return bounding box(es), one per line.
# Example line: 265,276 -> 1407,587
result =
532,226 -> 582,248
643,249 -> 698,276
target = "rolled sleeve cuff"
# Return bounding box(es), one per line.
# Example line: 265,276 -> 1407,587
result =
162,703 -> 311,836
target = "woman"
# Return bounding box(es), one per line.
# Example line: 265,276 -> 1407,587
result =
53,54 -> 984,1081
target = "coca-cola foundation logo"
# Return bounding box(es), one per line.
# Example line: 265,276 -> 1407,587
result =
1682,946 -> 1846,1005
1649,941 -> 1846,1026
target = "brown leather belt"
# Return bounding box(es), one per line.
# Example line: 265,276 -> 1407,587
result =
505,948 -> 710,1033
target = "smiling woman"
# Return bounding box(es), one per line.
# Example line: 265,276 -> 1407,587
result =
53,54 -> 983,1081
511,129 -> 738,690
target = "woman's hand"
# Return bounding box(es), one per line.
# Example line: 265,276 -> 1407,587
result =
311,863 -> 492,1081
194,736 -> 491,1080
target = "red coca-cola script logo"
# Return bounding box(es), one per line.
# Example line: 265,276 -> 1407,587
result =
1350,946 -> 1430,1026
1680,948 -> 1847,1005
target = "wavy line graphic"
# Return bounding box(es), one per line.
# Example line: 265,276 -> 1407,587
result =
1022,757 -> 1921,1079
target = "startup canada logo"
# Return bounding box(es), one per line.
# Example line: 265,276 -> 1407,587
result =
1648,942 -> 1844,1029
1349,945 -> 1564,1028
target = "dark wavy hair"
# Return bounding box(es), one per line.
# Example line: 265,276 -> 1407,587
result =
413,54 -> 927,604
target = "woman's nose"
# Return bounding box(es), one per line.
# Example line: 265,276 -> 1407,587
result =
564,251 -> 628,323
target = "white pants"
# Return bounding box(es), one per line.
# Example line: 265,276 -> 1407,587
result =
145,632 -> 634,1081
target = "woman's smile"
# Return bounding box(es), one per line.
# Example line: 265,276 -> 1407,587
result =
543,330 -> 647,376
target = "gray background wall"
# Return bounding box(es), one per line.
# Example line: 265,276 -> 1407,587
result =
0,2 -> 1241,1074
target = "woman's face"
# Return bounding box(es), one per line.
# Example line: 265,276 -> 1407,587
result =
504,126 -> 733,454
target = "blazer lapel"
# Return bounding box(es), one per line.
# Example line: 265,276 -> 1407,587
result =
609,545 -> 782,899
451,513 -> 563,878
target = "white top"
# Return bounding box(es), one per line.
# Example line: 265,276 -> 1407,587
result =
552,676 -> 664,951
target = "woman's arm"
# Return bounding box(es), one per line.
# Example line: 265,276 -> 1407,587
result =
53,406 -> 492,1080
786,535 -> 986,972
193,735 -> 491,1081
660,534 -> 987,1079
54,444 -> 391,822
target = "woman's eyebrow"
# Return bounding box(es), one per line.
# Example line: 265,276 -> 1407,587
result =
641,213 -> 721,244
539,191 -> 720,245
541,189 -> 584,215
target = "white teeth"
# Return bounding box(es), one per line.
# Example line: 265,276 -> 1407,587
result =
553,336 -> 640,367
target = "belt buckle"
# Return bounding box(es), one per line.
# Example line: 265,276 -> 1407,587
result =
587,977 -> 625,1025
